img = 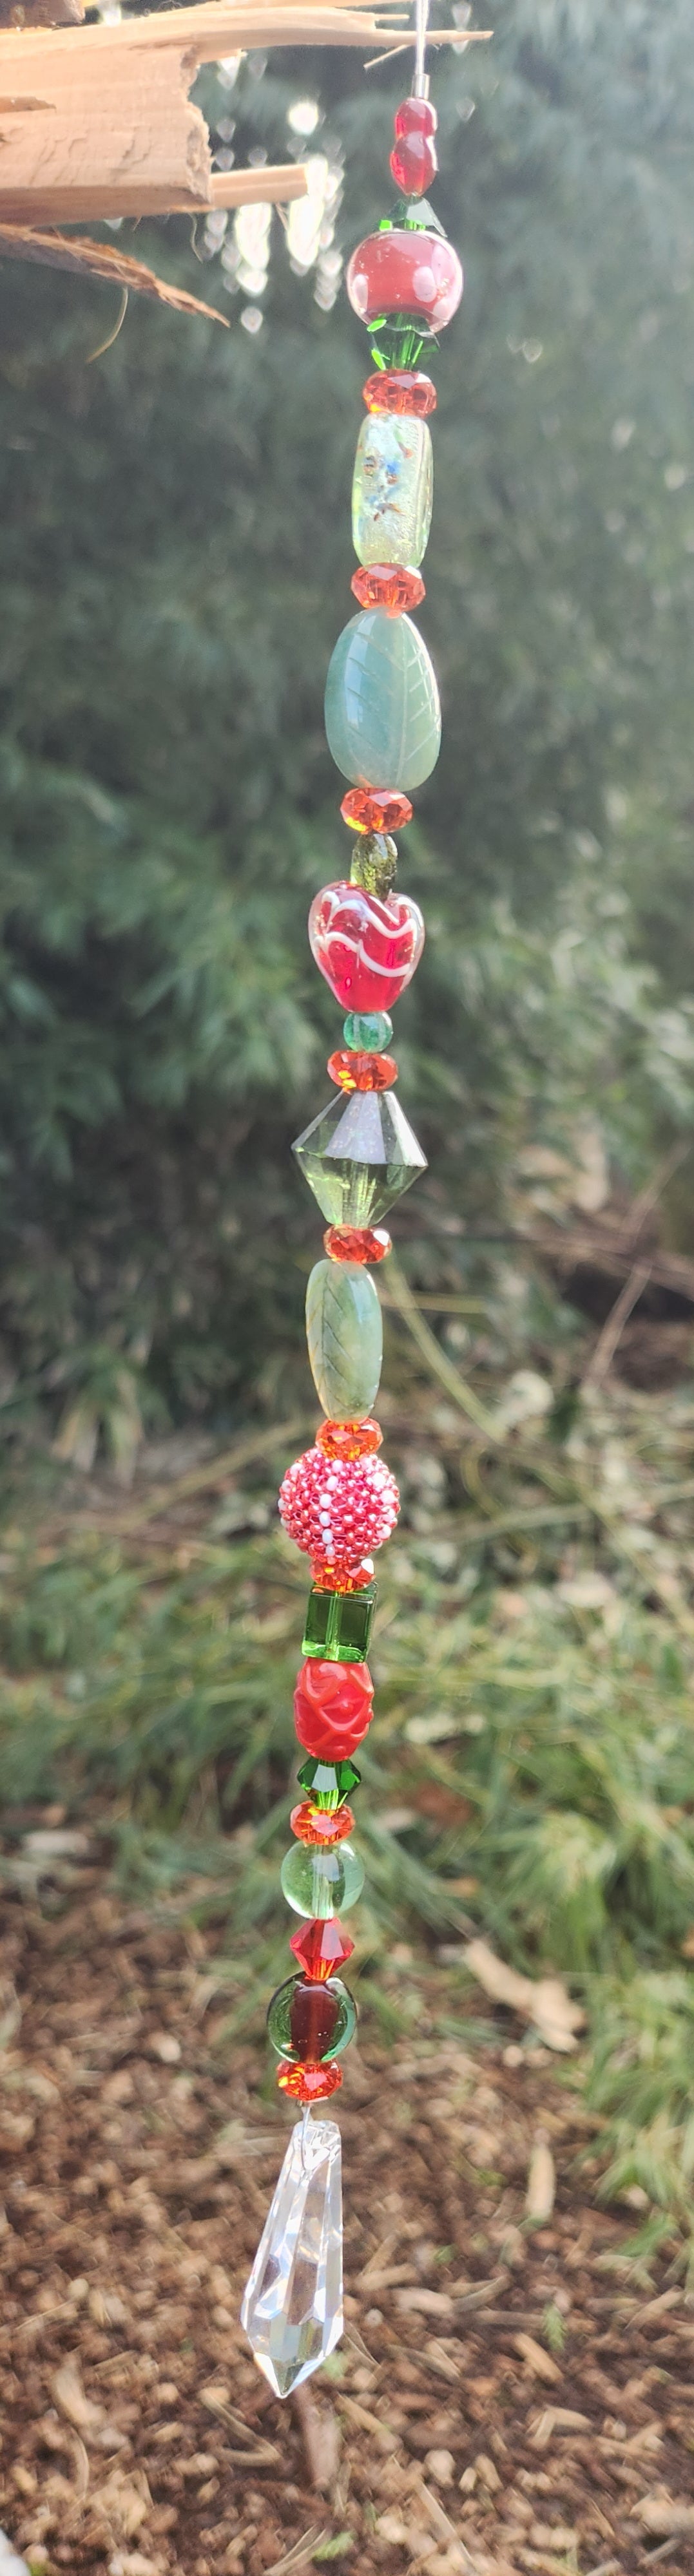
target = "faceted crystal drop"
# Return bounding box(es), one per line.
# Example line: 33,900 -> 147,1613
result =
325,611 -> 441,792
280,1839 -> 365,1918
352,415 -> 432,570
296,1757 -> 361,1810
305,1258 -> 383,1421
267,1973 -> 357,2062
240,2116 -> 343,2398
293,1087 -> 427,1229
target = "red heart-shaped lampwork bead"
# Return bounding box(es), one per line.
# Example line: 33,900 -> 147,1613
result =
308,879 -> 425,1014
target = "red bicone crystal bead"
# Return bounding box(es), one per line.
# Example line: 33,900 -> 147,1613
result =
290,1799 -> 355,1846
294,1657 -> 374,1759
394,96 -> 438,137
327,1047 -> 398,1092
277,2059 -> 343,2102
290,1917 -> 356,1982
390,133 -> 438,197
351,563 -> 425,616
316,1418 -> 382,1460
325,1224 -> 392,1265
279,1445 -> 400,1569
311,1555 -> 374,1591
347,228 -> 463,332
362,370 -> 437,418
341,787 -> 413,835
309,879 -> 425,1013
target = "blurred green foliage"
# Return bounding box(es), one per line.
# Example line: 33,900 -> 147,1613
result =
1,0 -> 694,1435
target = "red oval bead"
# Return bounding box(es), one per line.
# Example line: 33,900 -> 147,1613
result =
390,134 -> 438,199
327,1048 -> 398,1093
351,563 -> 425,616
347,229 -> 463,333
341,786 -> 413,834
324,1225 -> 392,1265
293,1658 -> 374,1759
394,96 -> 438,138
362,370 -> 437,418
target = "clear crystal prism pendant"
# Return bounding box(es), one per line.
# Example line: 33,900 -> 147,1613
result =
241,2112 -> 343,2399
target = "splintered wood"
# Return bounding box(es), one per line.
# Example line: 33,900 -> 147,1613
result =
0,0 -> 492,226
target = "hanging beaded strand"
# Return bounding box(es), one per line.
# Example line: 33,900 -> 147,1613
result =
241,13 -> 463,2399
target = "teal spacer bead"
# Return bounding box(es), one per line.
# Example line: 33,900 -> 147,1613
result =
324,610 -> 441,793
343,1010 -> 393,1051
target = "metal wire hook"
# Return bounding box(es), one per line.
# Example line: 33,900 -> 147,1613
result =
413,0 -> 431,99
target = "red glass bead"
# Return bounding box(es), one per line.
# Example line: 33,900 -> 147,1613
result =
327,1047 -> 398,1092
289,1976 -> 345,2060
394,96 -> 438,138
309,879 -> 425,1013
351,564 -> 425,616
325,1224 -> 392,1265
294,1658 -> 374,1759
311,1556 -> 374,1591
277,2059 -> 343,2102
279,1446 -> 400,1570
290,1800 -> 355,1846
290,1917 -> 355,1981
316,1418 -> 382,1460
347,229 -> 463,333
390,133 -> 438,198
341,787 -> 413,835
362,370 -> 437,418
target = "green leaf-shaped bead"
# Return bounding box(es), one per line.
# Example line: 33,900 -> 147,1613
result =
305,1259 -> 383,1421
324,609 -> 441,791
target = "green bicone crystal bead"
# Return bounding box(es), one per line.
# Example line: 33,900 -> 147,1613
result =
305,1258 -> 382,1421
267,1973 -> 357,2063
280,1841 -> 365,1919
297,1756 -> 361,1810
293,1086 -> 427,1228
325,611 -> 441,793
302,1584 -> 376,1665
352,414 -> 433,569
343,1010 -> 393,1051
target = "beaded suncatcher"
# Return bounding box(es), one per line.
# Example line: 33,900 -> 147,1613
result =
242,1 -> 464,2400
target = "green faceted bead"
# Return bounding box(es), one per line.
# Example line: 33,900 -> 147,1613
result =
352,414 -> 433,569
267,1973 -> 356,2063
306,1258 -> 382,1421
302,1586 -> 376,1665
325,611 -> 441,793
343,1010 -> 393,1051
280,1840 -> 365,1919
293,1086 -> 427,1228
297,1756 -> 361,1810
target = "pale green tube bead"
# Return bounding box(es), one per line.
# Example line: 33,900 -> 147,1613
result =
352,415 -> 433,568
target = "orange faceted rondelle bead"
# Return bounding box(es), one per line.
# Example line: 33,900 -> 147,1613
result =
327,1048 -> 398,1094
277,2058 -> 343,2103
341,786 -> 413,835
362,368 -> 437,418
290,1800 -> 355,1846
351,564 -> 425,616
324,1224 -> 392,1265
311,1555 -> 374,1593
316,1418 -> 382,1461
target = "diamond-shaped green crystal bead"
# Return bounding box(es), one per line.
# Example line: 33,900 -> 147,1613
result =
293,1087 -> 427,1228
280,1840 -> 365,1918
302,1584 -> 376,1665
297,1756 -> 361,1810
240,2116 -> 343,2399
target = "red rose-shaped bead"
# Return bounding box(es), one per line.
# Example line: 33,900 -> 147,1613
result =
347,229 -> 463,334
309,880 -> 425,1014
279,1445 -> 400,1570
294,1657 -> 374,1758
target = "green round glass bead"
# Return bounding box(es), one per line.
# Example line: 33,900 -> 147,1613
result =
343,1010 -> 394,1052
267,1973 -> 357,2063
280,1840 -> 365,1919
297,1756 -> 361,1811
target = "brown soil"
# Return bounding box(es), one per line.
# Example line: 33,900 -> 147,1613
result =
0,1886 -> 693,2576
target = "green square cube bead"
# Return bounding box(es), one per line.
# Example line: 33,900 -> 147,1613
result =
302,1582 -> 377,1664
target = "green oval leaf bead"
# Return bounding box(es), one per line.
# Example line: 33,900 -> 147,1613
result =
352,415 -> 432,568
306,1258 -> 383,1421
324,611 -> 441,792
280,1841 -> 365,1918
267,1973 -> 357,2062
343,1010 -> 393,1050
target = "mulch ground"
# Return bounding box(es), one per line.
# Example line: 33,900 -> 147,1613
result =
0,1882 -> 693,2576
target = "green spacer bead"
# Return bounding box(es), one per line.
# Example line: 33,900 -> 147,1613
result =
343,1010 -> 394,1052
302,1582 -> 377,1665
280,1840 -> 365,1919
297,1756 -> 361,1811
